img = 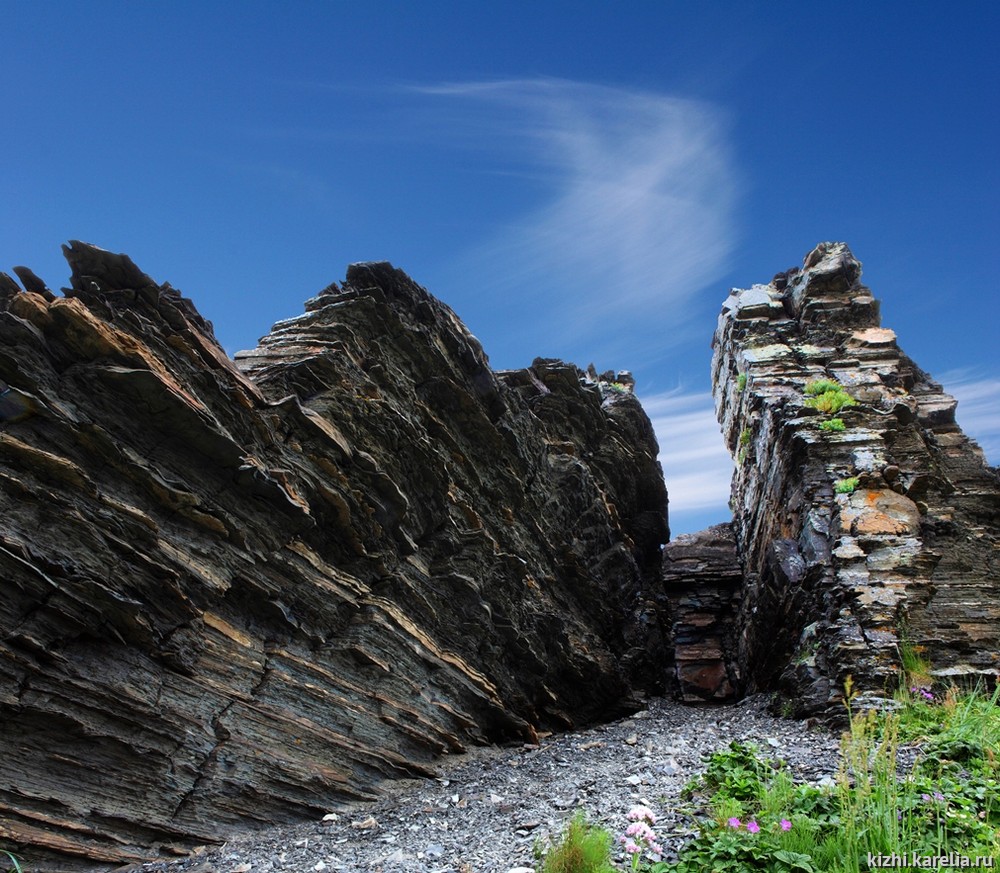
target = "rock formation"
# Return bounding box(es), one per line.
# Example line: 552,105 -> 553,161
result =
662,524 -> 742,702
0,244 -> 668,869
3,237 -> 997,868
711,242 -> 1000,715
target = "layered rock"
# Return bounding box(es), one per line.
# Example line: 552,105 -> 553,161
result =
713,242 -> 1000,716
662,524 -> 742,701
0,245 -> 667,869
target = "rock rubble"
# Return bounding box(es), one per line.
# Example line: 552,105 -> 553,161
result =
128,696 -> 838,873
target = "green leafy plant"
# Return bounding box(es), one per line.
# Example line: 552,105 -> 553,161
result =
820,418 -> 846,433
608,381 -> 630,394
664,684 -> 1000,872
736,373 -> 747,392
834,476 -> 859,494
804,379 -> 857,415
804,379 -> 842,396
535,810 -> 617,873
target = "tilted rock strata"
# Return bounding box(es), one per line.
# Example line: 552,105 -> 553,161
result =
712,242 -> 1000,716
0,245 -> 668,869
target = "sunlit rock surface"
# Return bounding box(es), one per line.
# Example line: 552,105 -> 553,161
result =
0,245 -> 668,869
712,242 -> 1000,715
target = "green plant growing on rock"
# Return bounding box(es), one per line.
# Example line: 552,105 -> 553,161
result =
736,372 -> 747,392
736,428 -> 752,466
834,476 -> 859,494
804,379 -> 856,415
535,810 -> 616,873
819,418 -> 846,432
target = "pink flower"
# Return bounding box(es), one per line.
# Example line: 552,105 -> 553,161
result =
727,817 -> 742,829
626,822 -> 654,841
747,821 -> 760,834
623,840 -> 641,854
780,819 -> 792,831
627,805 -> 657,824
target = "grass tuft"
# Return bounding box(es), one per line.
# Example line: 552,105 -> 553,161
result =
536,811 -> 617,873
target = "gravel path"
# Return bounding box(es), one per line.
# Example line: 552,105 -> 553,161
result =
134,695 -> 840,873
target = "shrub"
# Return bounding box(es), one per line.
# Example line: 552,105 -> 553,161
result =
536,811 -> 617,873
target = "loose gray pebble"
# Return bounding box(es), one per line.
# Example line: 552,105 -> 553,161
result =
134,696 -> 838,873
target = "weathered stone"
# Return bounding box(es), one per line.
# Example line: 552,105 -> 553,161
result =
662,524 -> 741,701
0,244 -> 668,869
712,242 -> 1000,717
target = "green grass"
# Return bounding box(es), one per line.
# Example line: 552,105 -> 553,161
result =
536,811 -> 618,873
667,685 -> 1000,872
2,851 -> 22,873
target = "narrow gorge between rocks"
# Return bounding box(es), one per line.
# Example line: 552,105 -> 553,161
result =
0,241 -> 997,871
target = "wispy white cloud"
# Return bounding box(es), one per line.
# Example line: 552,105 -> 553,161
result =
420,79 -> 737,363
640,387 -> 733,519
939,369 -> 1000,464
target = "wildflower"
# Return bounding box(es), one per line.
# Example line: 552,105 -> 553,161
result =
727,817 -> 742,829
625,822 -> 654,841
621,806 -> 663,870
627,805 -> 657,824
747,821 -> 760,834
780,819 -> 792,831
922,793 -> 931,802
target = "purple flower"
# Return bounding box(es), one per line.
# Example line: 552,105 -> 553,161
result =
727,817 -> 742,829
922,793 -> 932,802
780,819 -> 792,831
747,821 -> 760,834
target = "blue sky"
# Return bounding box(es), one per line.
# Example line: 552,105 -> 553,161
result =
4,1 -> 998,534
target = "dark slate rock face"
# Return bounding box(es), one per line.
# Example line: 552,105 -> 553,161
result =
712,242 -> 1000,717
0,246 -> 668,869
662,524 -> 741,701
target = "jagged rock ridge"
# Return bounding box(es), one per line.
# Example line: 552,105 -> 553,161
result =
0,244 -> 668,869
710,242 -> 1000,715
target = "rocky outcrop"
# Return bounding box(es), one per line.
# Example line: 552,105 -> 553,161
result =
0,244 -> 667,869
712,242 -> 1000,716
662,524 -> 742,701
